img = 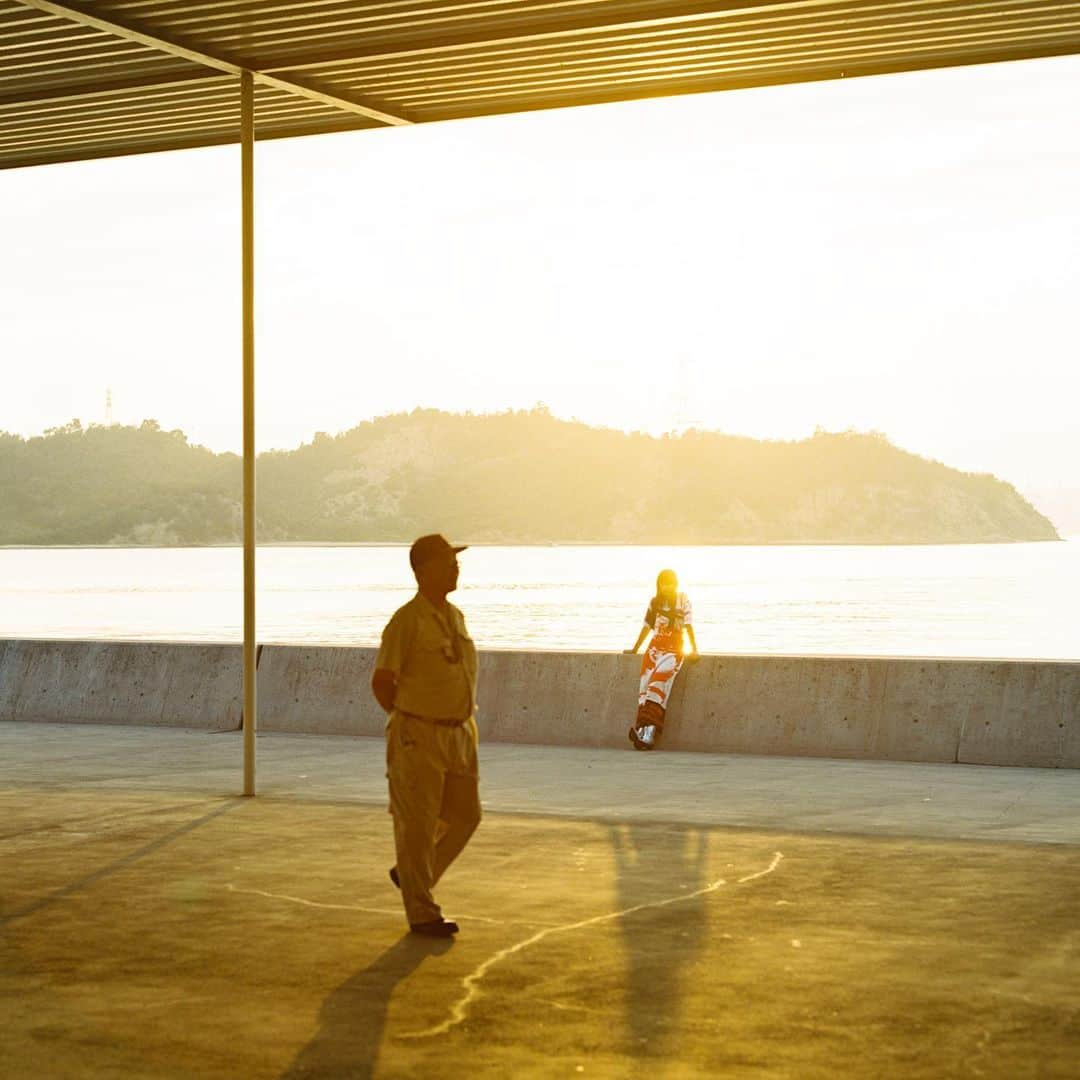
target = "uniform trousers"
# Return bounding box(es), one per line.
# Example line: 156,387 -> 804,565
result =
385,709 -> 481,925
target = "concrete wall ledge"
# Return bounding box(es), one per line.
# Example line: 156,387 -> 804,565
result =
0,639 -> 242,732
2,639 -> 1077,768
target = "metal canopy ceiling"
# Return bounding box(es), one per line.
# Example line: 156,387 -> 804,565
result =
3,0 -> 1080,170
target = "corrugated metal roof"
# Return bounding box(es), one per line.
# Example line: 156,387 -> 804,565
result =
3,0 -> 1080,169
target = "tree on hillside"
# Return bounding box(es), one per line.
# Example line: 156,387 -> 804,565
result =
0,412 -> 1059,545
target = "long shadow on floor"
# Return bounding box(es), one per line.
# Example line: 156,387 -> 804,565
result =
281,934 -> 452,1080
1,799 -> 241,926
609,823 -> 710,1067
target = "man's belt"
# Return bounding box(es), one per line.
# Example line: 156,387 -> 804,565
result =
396,708 -> 469,728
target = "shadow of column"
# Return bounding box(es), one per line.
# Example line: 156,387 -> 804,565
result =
608,823 -> 710,1068
281,934 -> 452,1080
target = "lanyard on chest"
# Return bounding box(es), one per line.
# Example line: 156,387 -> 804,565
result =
430,605 -> 463,664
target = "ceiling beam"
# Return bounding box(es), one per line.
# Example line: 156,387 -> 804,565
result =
12,0 -> 412,125
0,1 -> 816,115
0,69 -> 228,110
9,1 -> 1076,118
0,114 -> 372,171
413,26 -> 1080,117
254,0 -> 923,72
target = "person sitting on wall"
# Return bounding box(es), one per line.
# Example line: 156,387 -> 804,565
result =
624,569 -> 699,750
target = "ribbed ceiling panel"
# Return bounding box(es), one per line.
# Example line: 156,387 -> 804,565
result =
2,0 -> 1079,168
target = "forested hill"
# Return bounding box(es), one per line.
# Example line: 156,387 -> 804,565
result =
0,411 -> 1059,545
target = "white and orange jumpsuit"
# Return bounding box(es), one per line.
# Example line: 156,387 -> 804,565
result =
637,592 -> 693,730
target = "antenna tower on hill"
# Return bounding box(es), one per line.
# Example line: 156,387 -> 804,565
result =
671,353 -> 705,435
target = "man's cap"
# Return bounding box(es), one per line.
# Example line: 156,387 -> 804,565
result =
409,534 -> 468,571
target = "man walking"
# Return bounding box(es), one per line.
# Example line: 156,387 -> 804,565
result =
371,534 -> 481,938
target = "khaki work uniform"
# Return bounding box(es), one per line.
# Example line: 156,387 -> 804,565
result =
376,593 -> 480,926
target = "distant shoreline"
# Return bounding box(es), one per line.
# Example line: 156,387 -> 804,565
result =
3,413 -> 1060,546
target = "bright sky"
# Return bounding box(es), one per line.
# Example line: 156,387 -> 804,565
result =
2,53 -> 1078,495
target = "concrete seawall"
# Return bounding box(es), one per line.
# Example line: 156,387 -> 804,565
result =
0,639 -> 243,732
1,639 -> 1077,767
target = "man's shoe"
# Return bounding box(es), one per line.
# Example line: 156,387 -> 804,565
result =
389,866 -> 400,889
410,918 -> 459,938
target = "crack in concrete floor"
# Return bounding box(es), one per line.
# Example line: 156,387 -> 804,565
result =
400,852 -> 784,1040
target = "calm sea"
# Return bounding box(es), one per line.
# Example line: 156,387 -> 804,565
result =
1,542 -> 1078,660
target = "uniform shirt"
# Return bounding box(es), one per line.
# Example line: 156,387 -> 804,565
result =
375,593 -> 478,721
643,592 -> 693,655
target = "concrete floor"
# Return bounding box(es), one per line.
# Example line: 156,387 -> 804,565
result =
2,723 -> 1079,1078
